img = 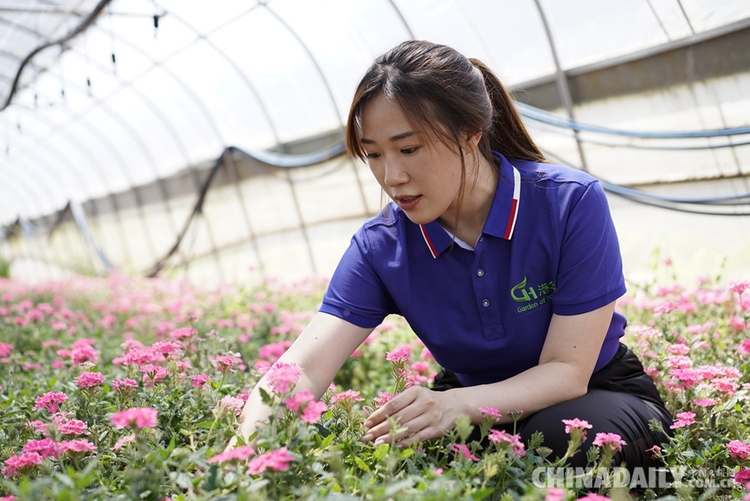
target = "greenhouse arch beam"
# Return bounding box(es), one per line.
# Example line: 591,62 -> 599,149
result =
1,0 -> 112,112
160,4 -> 282,145
385,0 -> 415,39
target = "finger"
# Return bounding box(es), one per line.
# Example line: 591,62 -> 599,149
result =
365,391 -> 416,429
362,415 -> 402,443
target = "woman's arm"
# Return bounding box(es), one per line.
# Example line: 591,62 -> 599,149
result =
237,312 -> 374,442
362,300 -> 616,445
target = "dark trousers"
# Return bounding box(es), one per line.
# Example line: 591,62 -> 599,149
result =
432,343 -> 673,469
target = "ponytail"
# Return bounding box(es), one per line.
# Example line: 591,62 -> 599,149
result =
469,58 -> 546,164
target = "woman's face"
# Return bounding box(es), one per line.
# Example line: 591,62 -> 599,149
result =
360,93 -> 472,228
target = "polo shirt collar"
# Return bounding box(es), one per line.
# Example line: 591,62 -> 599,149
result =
419,152 -> 521,259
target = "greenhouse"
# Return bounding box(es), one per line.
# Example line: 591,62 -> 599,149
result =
0,1 -> 749,500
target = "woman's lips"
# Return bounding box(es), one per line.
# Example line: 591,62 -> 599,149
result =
395,195 -> 421,210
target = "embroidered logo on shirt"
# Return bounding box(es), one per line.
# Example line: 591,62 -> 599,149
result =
511,276 -> 556,312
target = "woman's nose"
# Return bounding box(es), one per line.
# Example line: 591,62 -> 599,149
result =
383,160 -> 409,187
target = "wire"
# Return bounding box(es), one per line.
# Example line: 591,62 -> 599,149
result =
515,102 -> 750,138
1,0 -> 113,112
541,149 -> 750,216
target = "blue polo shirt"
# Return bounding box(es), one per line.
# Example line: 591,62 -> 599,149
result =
320,153 -> 627,387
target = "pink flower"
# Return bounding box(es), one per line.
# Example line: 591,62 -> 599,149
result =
670,411 -> 696,429
693,398 -> 718,407
59,439 -> 96,454
562,418 -> 593,434
593,433 -> 626,452
113,434 -> 135,451
55,415 -> 89,436
1,452 -> 43,478
728,440 -> 750,459
301,400 -> 328,424
216,396 -> 245,416
645,445 -> 661,460
266,361 -> 301,395
111,407 -> 158,430
284,390 -> 314,413
188,375 -> 212,387
208,445 -> 255,464
169,327 -> 197,341
450,443 -> 479,462
734,469 -> 750,485
712,377 -> 739,395
546,488 -> 566,501
385,344 -> 412,362
576,494 -> 611,501
140,365 -> 168,386
330,390 -> 364,405
71,340 -> 99,365
75,371 -> 105,389
247,447 -> 295,474
33,391 -> 68,413
113,378 -> 138,393
488,429 -> 526,457
212,353 -> 242,373
22,438 -> 58,458
738,339 -> 750,355
373,392 -> 396,408
728,279 -> 750,295
479,407 -> 503,420
0,342 -> 13,357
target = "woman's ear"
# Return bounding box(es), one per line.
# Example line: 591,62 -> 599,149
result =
464,131 -> 482,154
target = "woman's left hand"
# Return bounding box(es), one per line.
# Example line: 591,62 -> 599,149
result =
361,386 -> 462,446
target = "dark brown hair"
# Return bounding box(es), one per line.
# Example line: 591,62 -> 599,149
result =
345,40 -> 545,168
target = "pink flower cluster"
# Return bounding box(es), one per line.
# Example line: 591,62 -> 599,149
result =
1,452 -> 43,478
208,445 -> 255,464
330,389 -> 364,405
728,440 -> 750,459
32,391 -> 68,413
562,418 -> 592,434
670,411 -> 696,429
592,432 -> 626,452
265,361 -> 301,395
247,447 -> 294,474
283,390 -> 328,424
75,371 -> 105,389
111,407 -> 158,430
450,443 -> 479,462
488,429 -> 526,457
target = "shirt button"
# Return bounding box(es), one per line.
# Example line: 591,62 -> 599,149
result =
476,269 -> 484,277
482,299 -> 490,308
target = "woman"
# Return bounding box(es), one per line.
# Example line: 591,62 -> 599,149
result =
237,40 -> 672,469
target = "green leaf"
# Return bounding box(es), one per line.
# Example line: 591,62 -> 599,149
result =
354,457 -> 370,472
373,443 -> 389,461
471,488 -> 494,500
201,464 -> 220,492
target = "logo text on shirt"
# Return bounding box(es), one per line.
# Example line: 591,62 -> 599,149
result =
511,276 -> 556,313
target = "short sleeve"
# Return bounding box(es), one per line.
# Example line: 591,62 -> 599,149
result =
551,180 -> 626,315
319,227 -> 398,328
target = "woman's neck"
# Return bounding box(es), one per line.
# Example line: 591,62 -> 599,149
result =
438,153 -> 498,248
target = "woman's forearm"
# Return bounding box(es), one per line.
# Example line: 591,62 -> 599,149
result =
447,360 -> 590,425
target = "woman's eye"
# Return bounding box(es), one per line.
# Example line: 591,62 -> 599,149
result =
366,152 -> 380,160
401,147 -> 419,155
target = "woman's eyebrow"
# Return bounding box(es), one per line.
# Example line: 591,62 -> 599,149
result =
361,131 -> 417,144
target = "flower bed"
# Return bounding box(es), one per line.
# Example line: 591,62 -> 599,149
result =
0,270 -> 748,501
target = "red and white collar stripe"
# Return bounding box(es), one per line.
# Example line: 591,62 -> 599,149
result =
503,165 -> 521,240
419,164 -> 521,258
419,223 -> 439,259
